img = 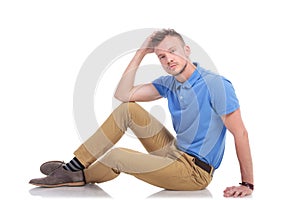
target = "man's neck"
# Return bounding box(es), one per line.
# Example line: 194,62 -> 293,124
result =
175,62 -> 196,83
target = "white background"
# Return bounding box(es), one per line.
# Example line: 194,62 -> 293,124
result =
1,0 -> 300,199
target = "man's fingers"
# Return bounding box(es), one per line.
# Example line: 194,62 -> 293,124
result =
223,186 -> 252,198
239,191 -> 248,197
233,190 -> 242,198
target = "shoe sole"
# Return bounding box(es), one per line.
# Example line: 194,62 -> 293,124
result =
30,181 -> 85,188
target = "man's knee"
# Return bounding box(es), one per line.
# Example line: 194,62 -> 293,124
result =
115,102 -> 142,115
117,102 -> 139,110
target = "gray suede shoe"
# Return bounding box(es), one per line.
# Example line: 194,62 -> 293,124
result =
40,161 -> 64,175
29,165 -> 85,187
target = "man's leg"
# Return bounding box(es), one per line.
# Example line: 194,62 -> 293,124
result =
75,102 -> 175,183
30,102 -> 211,189
86,146 -> 212,190
81,103 -> 211,190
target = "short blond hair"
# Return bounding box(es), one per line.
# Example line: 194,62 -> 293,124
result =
151,29 -> 185,47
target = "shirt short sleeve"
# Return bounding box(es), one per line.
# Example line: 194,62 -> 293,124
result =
207,76 -> 240,116
152,76 -> 173,98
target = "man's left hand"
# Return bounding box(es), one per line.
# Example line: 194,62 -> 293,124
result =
223,185 -> 253,198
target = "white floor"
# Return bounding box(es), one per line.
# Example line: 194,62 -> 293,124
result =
3,171 -> 292,200
9,174 -> 226,200
28,185 -> 213,199
4,172 -> 298,200
2,157 -> 298,200
27,179 -> 213,199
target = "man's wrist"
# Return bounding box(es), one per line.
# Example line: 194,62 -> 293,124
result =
136,48 -> 149,56
239,182 -> 254,190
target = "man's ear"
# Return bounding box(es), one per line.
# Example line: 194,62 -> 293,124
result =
184,45 -> 191,57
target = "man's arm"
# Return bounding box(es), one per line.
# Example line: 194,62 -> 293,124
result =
114,36 -> 161,102
222,108 -> 254,198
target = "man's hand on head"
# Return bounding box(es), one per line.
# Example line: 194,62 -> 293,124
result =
138,33 -> 156,55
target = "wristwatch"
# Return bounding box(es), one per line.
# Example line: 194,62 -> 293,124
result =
239,182 -> 254,190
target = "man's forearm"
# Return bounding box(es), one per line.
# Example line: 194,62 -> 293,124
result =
234,130 -> 254,184
114,50 -> 147,102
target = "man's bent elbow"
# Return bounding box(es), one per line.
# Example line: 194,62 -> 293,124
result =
114,93 -> 130,102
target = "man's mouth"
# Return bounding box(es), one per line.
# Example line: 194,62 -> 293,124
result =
168,63 -> 177,70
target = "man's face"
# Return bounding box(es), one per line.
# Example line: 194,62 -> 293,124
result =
154,36 -> 190,76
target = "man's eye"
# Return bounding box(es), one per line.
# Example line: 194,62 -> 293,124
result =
159,55 -> 165,59
170,49 -> 175,53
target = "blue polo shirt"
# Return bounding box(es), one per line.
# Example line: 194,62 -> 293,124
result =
152,63 -> 240,169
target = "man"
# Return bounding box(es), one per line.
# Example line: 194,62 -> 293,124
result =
30,29 -> 254,198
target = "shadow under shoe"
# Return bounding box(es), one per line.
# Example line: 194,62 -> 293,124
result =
29,165 -> 85,188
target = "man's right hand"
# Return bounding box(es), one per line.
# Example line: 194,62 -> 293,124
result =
138,33 -> 156,55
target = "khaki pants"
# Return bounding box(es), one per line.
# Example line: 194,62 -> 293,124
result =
74,102 -> 212,190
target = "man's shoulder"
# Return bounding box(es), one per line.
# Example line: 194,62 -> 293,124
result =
153,75 -> 175,85
194,67 -> 236,96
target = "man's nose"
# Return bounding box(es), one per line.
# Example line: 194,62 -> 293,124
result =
166,53 -> 174,64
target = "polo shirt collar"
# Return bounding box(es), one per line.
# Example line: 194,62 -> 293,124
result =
175,62 -> 202,89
